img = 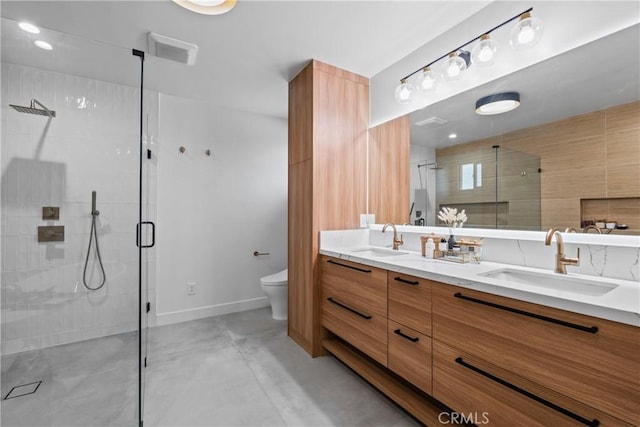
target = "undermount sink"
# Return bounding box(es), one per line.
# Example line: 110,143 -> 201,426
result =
351,247 -> 408,257
478,268 -> 618,296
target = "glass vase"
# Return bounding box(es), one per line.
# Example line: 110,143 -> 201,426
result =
448,229 -> 457,249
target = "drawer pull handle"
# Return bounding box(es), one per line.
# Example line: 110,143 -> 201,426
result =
327,259 -> 372,273
393,329 -> 419,342
393,276 -> 419,286
327,297 -> 372,320
453,293 -> 598,334
455,357 -> 600,427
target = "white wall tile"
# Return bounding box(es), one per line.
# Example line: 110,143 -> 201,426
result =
2,63 -> 158,355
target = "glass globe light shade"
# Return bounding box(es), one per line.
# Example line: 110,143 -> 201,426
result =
416,67 -> 440,93
509,12 -> 544,50
471,34 -> 498,67
394,79 -> 415,104
443,53 -> 467,81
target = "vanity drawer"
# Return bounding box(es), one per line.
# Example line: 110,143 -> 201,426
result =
388,320 -> 431,394
433,340 -> 631,427
388,272 -> 432,336
320,256 -> 387,317
322,295 -> 387,366
432,285 -> 640,425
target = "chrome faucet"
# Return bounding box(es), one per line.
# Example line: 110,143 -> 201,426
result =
544,228 -> 580,274
382,223 -> 404,250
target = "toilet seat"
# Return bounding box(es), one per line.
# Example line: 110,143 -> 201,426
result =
261,269 -> 287,286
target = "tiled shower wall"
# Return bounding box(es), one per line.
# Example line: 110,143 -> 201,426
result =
0,62 -> 158,355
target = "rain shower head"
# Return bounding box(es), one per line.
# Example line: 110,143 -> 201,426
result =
9,99 -> 56,117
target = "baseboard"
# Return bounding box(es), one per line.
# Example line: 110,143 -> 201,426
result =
155,296 -> 270,326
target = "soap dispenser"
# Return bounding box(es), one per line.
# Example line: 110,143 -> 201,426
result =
439,238 -> 448,252
426,237 -> 435,259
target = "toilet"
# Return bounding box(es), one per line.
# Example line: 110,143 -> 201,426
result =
260,269 -> 288,320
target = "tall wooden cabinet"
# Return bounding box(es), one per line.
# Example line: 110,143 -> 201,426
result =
368,116 -> 410,224
288,60 -> 369,356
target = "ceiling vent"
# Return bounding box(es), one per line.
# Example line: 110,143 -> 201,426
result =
414,116 -> 449,128
148,32 -> 198,66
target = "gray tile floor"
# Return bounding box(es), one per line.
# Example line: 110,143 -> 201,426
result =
2,307 -> 419,426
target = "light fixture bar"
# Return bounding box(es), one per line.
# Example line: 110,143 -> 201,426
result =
399,7 -> 533,82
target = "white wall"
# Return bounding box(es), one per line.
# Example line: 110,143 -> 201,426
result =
0,63 -> 158,355
155,94 -> 287,325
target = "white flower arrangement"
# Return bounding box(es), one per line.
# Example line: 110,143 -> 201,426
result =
437,206 -> 467,229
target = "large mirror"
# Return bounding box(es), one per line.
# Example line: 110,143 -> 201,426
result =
406,24 -> 639,235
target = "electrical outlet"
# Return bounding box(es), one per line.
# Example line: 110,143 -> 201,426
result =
187,282 -> 196,295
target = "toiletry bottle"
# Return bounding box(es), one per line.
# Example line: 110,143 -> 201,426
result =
426,238 -> 435,259
439,238 -> 447,252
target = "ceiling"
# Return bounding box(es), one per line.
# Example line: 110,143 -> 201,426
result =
410,23 -> 640,148
0,0 -> 491,119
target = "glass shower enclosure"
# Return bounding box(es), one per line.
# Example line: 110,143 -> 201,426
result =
435,145 -> 541,230
1,17 -> 153,426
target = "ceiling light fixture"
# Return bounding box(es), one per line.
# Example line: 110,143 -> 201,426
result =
475,92 -> 521,115
172,0 -> 236,15
34,40 -> 53,51
394,8 -> 542,104
449,133 -> 457,139
18,22 -> 40,34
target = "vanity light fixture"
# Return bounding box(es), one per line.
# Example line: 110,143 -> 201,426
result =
18,22 -> 40,34
509,12 -> 544,50
172,0 -> 237,15
443,51 -> 470,81
416,66 -> 440,93
471,34 -> 498,67
394,8 -> 542,104
475,92 -> 520,115
394,78 -> 415,104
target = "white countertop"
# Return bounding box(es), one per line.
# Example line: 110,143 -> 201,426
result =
320,245 -> 640,327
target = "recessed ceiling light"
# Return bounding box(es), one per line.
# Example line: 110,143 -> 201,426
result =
476,92 -> 521,115
172,0 -> 236,15
34,40 -> 53,51
448,133 -> 457,139
18,22 -> 40,34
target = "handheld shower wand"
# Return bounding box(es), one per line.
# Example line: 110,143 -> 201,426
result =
91,191 -> 99,216
83,191 -> 106,290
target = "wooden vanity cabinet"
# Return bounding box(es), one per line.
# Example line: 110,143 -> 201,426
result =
387,271 -> 433,394
388,320 -> 432,394
432,285 -> 640,425
320,256 -> 388,366
433,340 -> 631,426
388,272 -> 432,336
320,255 -> 639,426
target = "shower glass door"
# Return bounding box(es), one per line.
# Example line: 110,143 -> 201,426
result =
1,17 -> 152,426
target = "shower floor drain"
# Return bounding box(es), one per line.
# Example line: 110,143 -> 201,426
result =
3,381 -> 42,400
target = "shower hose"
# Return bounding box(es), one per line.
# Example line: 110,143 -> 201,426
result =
82,210 -> 106,290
